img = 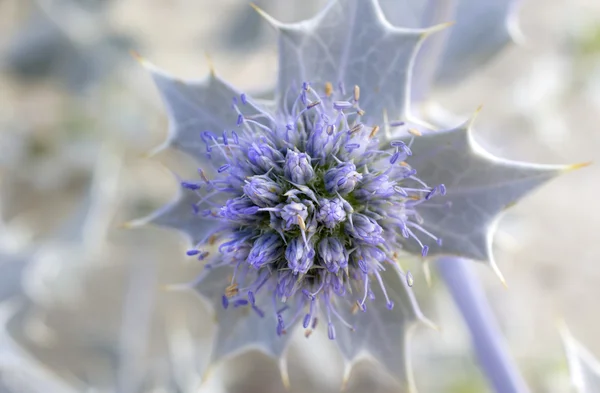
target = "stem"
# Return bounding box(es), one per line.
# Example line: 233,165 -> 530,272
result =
436,256 -> 529,393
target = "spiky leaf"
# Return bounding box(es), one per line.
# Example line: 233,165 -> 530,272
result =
335,264 -> 428,389
193,266 -> 293,364
380,0 -> 520,89
141,61 -> 263,164
270,0 -> 432,123
398,120 -> 566,267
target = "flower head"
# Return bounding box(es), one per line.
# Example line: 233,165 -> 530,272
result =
176,79 -> 445,339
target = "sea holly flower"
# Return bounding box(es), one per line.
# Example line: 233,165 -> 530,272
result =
132,0 -> 577,389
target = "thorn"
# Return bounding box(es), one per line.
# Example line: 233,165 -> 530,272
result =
279,356 -> 291,391
422,20 -> 455,37
564,161 -> 592,172
204,52 -> 216,77
382,108 -> 391,140
467,105 -> 484,128
200,363 -> 215,386
422,260 -> 432,288
490,261 -> 508,288
140,141 -> 168,159
118,221 -> 134,229
340,363 -> 352,391
130,50 -> 149,67
249,3 -> 282,29
161,283 -> 192,292
118,217 -> 147,230
420,315 -> 440,331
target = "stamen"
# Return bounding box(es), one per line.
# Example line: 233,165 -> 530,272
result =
349,123 -> 363,134
333,101 -> 353,110
353,85 -> 360,102
369,125 -> 380,138
325,82 -> 333,97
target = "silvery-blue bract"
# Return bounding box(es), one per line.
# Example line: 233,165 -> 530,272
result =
134,0 -> 574,388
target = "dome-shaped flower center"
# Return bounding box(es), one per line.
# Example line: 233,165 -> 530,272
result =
184,82 -> 445,339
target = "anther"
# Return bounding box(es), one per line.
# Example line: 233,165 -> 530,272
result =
389,121 -> 405,127
240,93 -> 248,105
333,101 -> 353,110
406,271 -> 414,287
225,283 -> 239,297
297,215 -> 306,231
349,123 -> 363,134
233,299 -> 248,307
328,322 -> 336,340
353,85 -> 360,102
408,128 -> 422,136
181,182 -> 200,190
325,82 -> 333,97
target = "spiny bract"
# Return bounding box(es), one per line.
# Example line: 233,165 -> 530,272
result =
135,0 -> 569,386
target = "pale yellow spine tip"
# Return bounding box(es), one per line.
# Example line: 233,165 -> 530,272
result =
118,221 -> 134,229
422,260 -> 432,288
565,161 -> 592,172
249,2 -> 281,29
161,283 -> 191,292
423,20 -> 455,37
422,317 -> 440,332
249,2 -> 268,19
204,52 -> 216,77
340,365 -> 352,391
200,364 -> 215,386
491,262 -> 508,288
280,365 -> 291,391
130,50 -> 149,67
467,105 -> 484,128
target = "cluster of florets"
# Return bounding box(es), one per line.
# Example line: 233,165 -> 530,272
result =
184,82 -> 444,339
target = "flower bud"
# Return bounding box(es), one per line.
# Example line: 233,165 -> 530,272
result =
324,163 -> 362,195
317,237 -> 348,273
248,143 -> 284,174
220,196 -> 260,222
345,213 -> 384,245
243,175 -> 282,207
354,173 -> 395,200
248,233 -> 283,268
316,198 -> 346,228
285,237 -> 315,275
280,201 -> 309,231
284,150 -> 314,184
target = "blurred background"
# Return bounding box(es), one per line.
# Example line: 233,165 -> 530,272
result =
0,0 -> 599,392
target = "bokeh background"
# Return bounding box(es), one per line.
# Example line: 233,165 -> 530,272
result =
0,0 -> 599,392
